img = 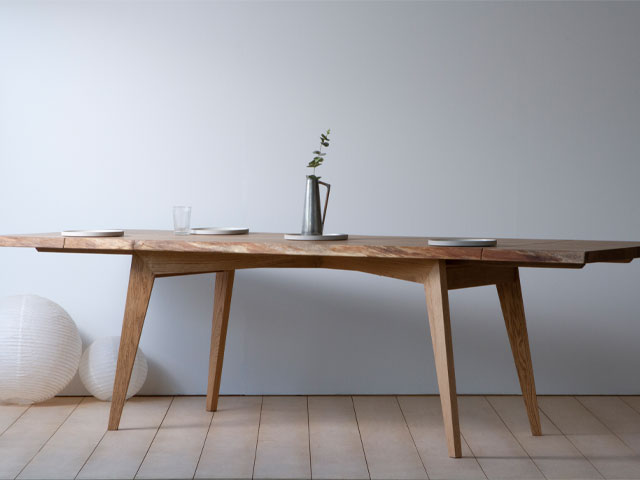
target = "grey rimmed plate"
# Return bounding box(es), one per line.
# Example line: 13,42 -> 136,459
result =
428,238 -> 497,247
61,230 -> 124,237
191,227 -> 249,235
284,233 -> 349,241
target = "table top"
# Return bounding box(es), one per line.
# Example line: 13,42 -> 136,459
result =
1,230 -> 639,266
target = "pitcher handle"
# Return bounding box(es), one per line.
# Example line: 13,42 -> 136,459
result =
318,181 -> 331,228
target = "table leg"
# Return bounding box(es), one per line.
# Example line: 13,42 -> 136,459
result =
497,271 -> 542,436
425,260 -> 462,458
206,270 -> 235,411
108,254 -> 155,430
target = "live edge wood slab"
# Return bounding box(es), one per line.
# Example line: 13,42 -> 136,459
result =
1,230 -> 639,458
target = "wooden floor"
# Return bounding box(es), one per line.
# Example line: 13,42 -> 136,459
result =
2,396 -> 640,479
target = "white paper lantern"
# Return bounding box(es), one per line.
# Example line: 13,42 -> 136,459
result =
0,295 -> 82,405
79,336 -> 147,401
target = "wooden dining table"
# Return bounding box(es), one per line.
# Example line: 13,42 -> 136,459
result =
1,230 -> 639,458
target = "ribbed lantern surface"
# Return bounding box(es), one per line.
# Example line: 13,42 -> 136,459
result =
79,336 -> 148,401
0,295 -> 82,405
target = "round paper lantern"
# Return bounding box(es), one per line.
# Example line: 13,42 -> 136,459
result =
0,295 -> 82,405
79,336 -> 147,401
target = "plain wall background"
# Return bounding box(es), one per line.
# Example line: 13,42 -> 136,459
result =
1,1 -> 639,396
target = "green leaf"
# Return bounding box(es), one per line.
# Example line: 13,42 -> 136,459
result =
307,129 -> 332,170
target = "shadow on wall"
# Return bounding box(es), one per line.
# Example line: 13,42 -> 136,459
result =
79,264 -> 640,397
139,273 -> 217,396
238,267 -> 639,395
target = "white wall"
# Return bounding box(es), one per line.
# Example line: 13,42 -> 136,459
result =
1,1 -> 639,396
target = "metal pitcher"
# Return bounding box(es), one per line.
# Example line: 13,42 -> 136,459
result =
301,176 -> 331,235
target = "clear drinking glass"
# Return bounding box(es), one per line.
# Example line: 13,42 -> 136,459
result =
173,206 -> 191,235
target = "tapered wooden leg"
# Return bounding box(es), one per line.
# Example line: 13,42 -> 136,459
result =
425,260 -> 462,458
108,254 -> 155,430
497,270 -> 542,436
206,270 -> 235,412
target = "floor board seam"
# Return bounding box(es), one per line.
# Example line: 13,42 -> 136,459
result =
575,396 -> 640,463
14,397 -> 84,480
484,395 -> 548,480
537,396 -> 606,480
73,409 -> 110,480
556,433 -> 608,480
192,401 -> 216,480
350,396 -> 371,480
251,396 -> 264,480
133,395 -> 175,480
620,396 -> 640,416
306,397 -> 312,480
449,397 -> 488,480
7,395 -> 640,480
395,395 -> 430,480
459,430 -> 488,480
445,396 -> 488,480
0,405 -> 30,438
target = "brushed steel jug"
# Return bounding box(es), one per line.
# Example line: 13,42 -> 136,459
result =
301,176 -> 331,235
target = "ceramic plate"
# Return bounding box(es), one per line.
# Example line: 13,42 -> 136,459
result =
190,227 -> 249,235
428,238 -> 497,247
284,233 -> 349,241
61,230 -> 124,237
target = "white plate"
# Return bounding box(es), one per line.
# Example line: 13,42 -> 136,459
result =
428,238 -> 497,247
190,227 -> 249,235
61,230 -> 124,237
284,233 -> 349,241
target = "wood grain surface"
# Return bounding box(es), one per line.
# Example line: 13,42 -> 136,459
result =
7,395 -> 640,480
2,230 -> 639,265
424,261 -> 462,458
206,271 -> 235,412
107,255 -> 155,431
496,272 -> 542,437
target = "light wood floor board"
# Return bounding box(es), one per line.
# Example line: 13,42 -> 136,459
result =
135,396 -> 212,479
352,396 -> 427,480
195,396 -> 262,480
568,434 -> 640,480
579,397 -> 640,433
76,396 -> 172,480
458,396 -> 543,479
539,396 -> 640,479
0,396 -> 81,480
487,396 -> 602,479
17,398 -> 110,480
623,396 -> 640,415
2,395 -> 640,480
0,404 -> 29,436
253,396 -> 311,480
621,397 -> 640,454
398,396 -> 486,480
579,396 -> 640,454
485,396 -> 559,436
538,396 -> 610,435
308,396 -> 369,480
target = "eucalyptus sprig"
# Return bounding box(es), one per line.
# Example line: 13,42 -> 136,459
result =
307,129 -> 331,177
